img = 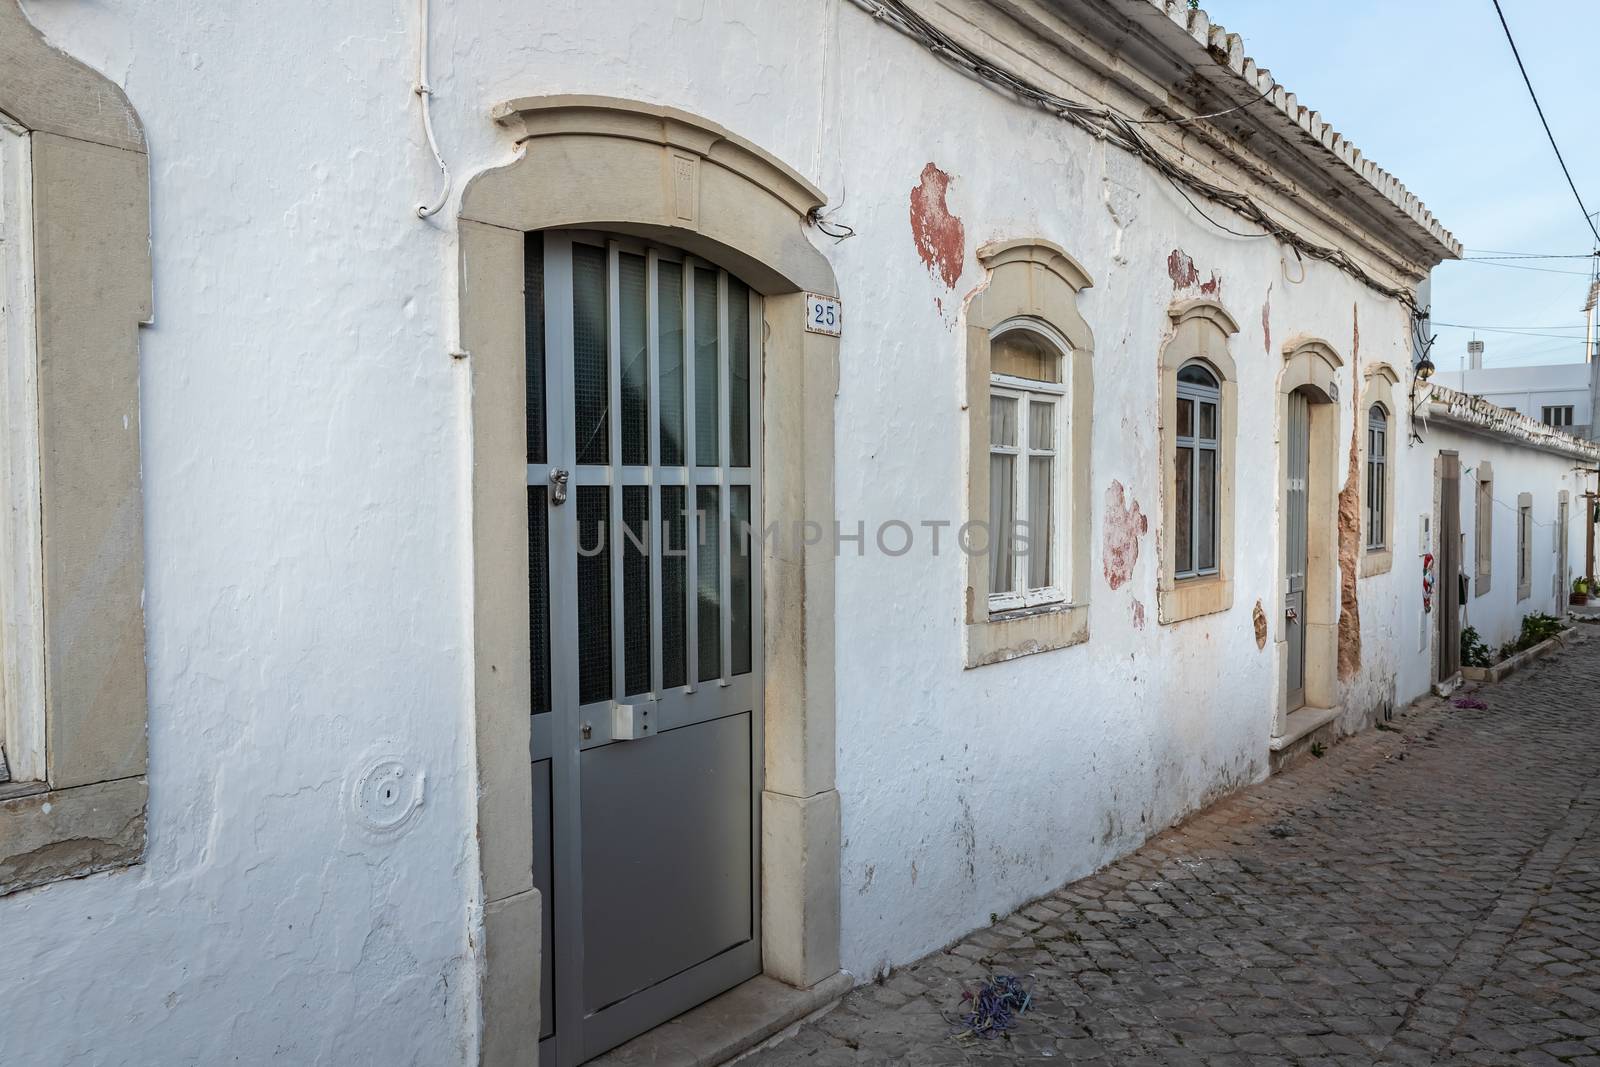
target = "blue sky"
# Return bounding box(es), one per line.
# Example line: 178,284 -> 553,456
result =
1199,0 -> 1599,369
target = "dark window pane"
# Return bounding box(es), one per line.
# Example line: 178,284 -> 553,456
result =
729,278 -> 751,468
1198,448 -> 1217,571
694,268 -> 720,466
576,486 -> 612,704
524,232 -> 546,465
1175,445 -> 1193,574
622,486 -> 652,696
658,261 -> 685,466
697,485 -> 721,681
1176,397 -> 1193,438
661,485 -> 688,688
573,243 -> 609,465
1199,401 -> 1216,441
1177,363 -> 1217,388
619,252 -> 648,465
731,485 -> 753,676
527,488 -> 550,715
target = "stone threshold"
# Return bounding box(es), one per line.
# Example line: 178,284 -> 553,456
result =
1461,626 -> 1577,685
1269,705 -> 1340,752
590,972 -> 853,1067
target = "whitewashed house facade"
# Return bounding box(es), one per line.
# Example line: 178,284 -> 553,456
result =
1,1 -> 1593,1064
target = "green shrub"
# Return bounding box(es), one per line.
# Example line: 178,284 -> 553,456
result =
1461,626 -> 1492,668
1495,612 -> 1564,662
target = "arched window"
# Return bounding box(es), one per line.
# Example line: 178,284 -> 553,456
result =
963,238 -> 1094,667
988,321 -> 1068,609
1174,361 -> 1221,578
1365,403 -> 1388,550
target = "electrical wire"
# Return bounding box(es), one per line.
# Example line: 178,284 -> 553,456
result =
845,0 -> 1430,310
1489,0 -> 1600,246
1463,253 -> 1597,260
1127,84 -> 1278,126
414,0 -> 451,219
1448,259 -> 1594,277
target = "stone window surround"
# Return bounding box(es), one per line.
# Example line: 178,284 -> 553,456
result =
1157,300 -> 1239,626
1359,364 -> 1400,578
458,95 -> 842,1064
1273,337 -> 1344,737
1517,491 -> 1533,602
963,239 -> 1095,668
1475,461 -> 1494,597
0,1 -> 152,896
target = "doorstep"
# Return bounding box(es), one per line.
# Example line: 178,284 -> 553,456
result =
1270,705 -> 1340,752
589,972 -> 853,1067
1268,705 -> 1341,775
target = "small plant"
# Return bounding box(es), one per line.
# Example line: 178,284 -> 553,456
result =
1310,741 -> 1326,758
1575,576 -> 1591,595
1493,612 -> 1565,662
1460,625 -> 1492,668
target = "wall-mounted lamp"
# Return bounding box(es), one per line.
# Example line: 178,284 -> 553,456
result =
1414,356 -> 1435,381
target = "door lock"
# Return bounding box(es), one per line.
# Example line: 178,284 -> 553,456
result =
549,467 -> 569,505
1285,607 -> 1299,623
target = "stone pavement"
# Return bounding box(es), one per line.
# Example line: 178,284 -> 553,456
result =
742,636 -> 1600,1066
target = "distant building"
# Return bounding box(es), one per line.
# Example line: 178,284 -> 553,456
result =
1433,360 -> 1597,440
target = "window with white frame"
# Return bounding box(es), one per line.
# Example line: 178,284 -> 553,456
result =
1173,361 -> 1220,579
1517,493 -> 1533,601
987,322 -> 1067,612
1542,405 -> 1574,428
1365,404 -> 1388,550
0,119 -> 44,786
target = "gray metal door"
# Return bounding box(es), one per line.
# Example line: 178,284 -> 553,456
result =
1284,390 -> 1309,712
527,231 -> 764,1065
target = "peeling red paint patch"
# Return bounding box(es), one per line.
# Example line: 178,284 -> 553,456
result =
909,163 -> 964,289
1131,598 -> 1146,630
1261,286 -> 1272,355
1199,272 -> 1222,297
1166,249 -> 1199,289
1103,480 -> 1148,591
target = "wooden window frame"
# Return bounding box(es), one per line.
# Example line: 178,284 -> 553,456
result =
1517,492 -> 1533,602
1173,362 -> 1221,580
986,318 -> 1070,613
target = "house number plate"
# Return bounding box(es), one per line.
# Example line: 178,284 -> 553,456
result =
804,293 -> 842,337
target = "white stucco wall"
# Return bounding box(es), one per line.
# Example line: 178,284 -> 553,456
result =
4,1 -> 1528,1061
1434,362 -> 1592,427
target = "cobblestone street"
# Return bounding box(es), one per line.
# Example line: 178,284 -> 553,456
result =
744,637 -> 1600,1066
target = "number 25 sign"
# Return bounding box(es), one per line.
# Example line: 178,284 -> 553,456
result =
804,293 -> 842,337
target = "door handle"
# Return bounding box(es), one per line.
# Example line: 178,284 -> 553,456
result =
549,467 -> 569,506
1285,607 -> 1299,623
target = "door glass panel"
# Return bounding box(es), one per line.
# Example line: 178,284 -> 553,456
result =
525,232 -> 546,465
1199,401 -> 1216,441
1027,455 -> 1052,589
622,485 -> 652,696
729,279 -> 751,468
573,243 -> 609,466
620,252 -> 649,466
1198,448 -> 1216,571
527,488 -> 550,715
661,485 -> 689,689
1176,397 -> 1193,438
696,485 -> 722,681
731,485 -> 753,676
990,453 -> 1015,594
1175,445 -> 1193,574
658,261 -> 686,466
576,485 -> 613,704
694,268 -> 720,466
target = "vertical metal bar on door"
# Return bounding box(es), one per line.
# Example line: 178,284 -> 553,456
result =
718,270 -> 733,687
682,257 -> 699,695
